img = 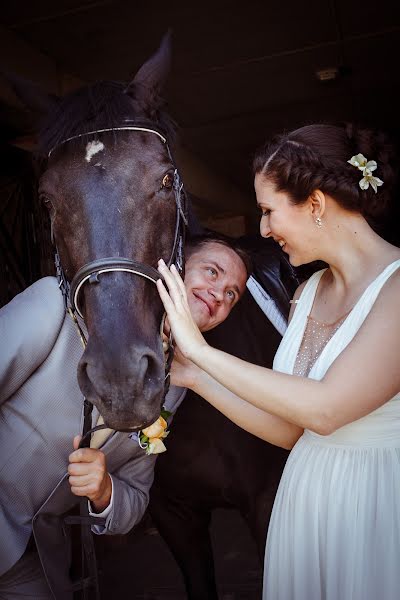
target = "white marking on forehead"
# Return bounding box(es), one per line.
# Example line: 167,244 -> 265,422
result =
85,140 -> 105,163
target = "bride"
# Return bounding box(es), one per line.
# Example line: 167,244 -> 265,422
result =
156,123 -> 400,600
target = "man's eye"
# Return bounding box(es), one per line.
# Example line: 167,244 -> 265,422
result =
261,208 -> 270,216
207,267 -> 217,276
226,290 -> 235,300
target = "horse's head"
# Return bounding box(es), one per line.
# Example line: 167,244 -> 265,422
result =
14,35 -> 185,431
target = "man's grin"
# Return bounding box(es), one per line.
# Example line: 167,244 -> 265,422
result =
192,292 -> 216,317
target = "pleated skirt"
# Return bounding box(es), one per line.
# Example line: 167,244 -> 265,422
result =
263,430 -> 400,600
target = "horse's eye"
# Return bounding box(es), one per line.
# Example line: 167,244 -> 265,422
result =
40,194 -> 54,209
161,173 -> 174,189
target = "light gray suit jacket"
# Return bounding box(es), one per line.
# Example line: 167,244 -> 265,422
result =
0,276 -> 181,597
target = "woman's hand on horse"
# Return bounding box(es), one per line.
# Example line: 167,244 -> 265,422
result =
157,260 -> 207,360
68,436 -> 112,512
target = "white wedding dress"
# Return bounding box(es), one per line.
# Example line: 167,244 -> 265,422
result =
263,260 -> 400,600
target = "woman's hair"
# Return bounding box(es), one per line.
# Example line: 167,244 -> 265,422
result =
253,123 -> 397,225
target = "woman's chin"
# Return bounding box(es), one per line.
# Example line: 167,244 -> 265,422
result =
287,253 -> 302,267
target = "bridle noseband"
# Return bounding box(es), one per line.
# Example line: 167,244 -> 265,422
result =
70,258 -> 162,319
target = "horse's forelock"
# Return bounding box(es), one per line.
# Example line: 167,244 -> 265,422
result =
38,79 -> 176,157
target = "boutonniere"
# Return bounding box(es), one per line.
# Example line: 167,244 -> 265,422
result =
138,407 -> 172,455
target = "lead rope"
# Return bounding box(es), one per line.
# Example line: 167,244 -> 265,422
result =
65,308 -> 105,600
65,282 -> 175,600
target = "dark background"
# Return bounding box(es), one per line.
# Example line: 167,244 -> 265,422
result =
0,0 -> 399,304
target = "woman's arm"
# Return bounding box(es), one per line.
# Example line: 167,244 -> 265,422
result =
192,371 -> 303,449
158,262 -> 400,436
172,353 -> 303,449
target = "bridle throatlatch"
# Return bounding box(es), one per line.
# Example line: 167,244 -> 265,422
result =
50,124 -> 187,600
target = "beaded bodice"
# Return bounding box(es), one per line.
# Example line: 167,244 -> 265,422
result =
293,312 -> 349,377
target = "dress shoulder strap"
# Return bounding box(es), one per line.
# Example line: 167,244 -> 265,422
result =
307,258 -> 400,380
291,269 -> 327,322
356,259 -> 400,311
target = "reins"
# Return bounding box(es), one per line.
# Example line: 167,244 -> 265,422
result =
50,123 -> 187,598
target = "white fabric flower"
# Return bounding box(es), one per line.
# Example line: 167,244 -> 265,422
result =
348,153 -> 368,169
348,154 -> 383,194
359,172 -> 383,193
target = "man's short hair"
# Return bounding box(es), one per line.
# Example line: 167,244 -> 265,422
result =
185,232 -> 253,279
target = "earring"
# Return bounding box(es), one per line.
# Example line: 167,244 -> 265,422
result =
315,217 -> 322,228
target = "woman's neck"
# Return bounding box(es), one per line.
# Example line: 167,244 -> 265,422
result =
319,213 -> 397,286
310,213 -> 399,320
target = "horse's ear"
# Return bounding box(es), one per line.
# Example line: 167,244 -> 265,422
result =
126,31 -> 171,105
2,71 -> 59,115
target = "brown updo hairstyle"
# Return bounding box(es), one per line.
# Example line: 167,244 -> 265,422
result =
253,123 -> 397,227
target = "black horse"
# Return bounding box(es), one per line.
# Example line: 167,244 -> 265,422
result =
7,33 -> 189,433
149,236 -> 300,599
8,34 -> 301,599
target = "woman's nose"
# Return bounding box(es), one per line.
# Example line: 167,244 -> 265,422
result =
260,218 -> 271,238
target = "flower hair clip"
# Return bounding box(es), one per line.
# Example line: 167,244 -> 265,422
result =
347,153 -> 383,193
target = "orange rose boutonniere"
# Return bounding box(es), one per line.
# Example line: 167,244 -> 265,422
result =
138,407 -> 172,455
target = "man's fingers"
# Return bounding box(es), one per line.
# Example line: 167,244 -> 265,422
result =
69,447 -> 105,464
68,461 -> 102,476
68,474 -> 93,487
70,483 -> 97,498
73,435 -> 81,450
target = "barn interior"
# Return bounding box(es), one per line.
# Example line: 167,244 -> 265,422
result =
1,0 -> 399,304
0,1 -> 399,597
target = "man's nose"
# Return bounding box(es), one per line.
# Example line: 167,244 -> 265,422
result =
260,218 -> 271,238
209,287 -> 223,302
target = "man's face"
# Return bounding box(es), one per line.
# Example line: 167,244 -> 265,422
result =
183,242 -> 248,332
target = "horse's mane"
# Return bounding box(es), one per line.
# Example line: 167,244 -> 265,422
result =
38,80 -> 176,157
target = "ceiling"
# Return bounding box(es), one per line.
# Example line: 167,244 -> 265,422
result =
0,0 -> 399,227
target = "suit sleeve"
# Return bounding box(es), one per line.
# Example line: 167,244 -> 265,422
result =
0,277 -> 64,405
92,387 -> 188,535
92,447 -> 157,535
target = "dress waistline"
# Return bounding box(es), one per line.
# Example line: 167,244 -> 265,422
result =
301,397 -> 400,448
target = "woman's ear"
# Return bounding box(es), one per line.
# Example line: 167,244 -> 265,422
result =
309,189 -> 326,221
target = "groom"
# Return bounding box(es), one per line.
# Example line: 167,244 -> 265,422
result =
0,232 -> 251,600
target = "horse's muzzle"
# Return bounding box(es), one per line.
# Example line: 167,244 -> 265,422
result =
77,345 -> 165,431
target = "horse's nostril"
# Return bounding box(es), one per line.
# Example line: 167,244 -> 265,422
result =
141,352 -> 162,387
